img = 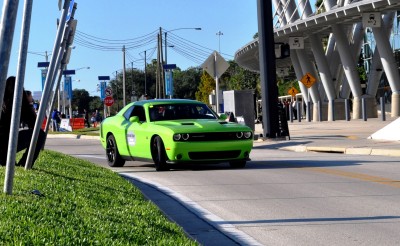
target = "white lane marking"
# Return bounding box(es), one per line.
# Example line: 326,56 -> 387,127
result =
120,173 -> 263,246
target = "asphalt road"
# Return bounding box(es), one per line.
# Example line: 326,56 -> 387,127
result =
45,137 -> 400,245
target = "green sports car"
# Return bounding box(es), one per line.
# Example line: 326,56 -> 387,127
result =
100,99 -> 253,171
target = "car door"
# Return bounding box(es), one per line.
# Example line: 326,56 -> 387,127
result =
125,105 -> 150,159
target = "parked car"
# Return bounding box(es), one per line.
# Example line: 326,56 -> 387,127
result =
100,99 -> 253,171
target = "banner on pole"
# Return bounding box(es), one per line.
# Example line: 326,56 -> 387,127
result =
100,81 -> 107,100
41,69 -> 47,91
165,70 -> 173,96
64,76 -> 73,100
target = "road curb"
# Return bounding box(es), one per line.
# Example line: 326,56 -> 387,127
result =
281,146 -> 400,157
47,134 -> 99,140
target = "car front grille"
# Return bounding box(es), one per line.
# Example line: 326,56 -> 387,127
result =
188,150 -> 241,160
186,132 -> 249,141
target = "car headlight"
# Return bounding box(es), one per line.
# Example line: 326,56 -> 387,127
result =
182,133 -> 190,140
174,133 -> 190,141
173,134 -> 182,141
236,132 -> 244,138
244,131 -> 252,139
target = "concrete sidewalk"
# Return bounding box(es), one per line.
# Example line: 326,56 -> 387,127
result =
254,117 -> 400,157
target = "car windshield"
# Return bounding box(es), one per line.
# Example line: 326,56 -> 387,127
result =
149,103 -> 218,122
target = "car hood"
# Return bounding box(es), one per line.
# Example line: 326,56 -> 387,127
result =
153,120 -> 251,132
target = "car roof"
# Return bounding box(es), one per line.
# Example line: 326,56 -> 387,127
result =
133,99 -> 203,107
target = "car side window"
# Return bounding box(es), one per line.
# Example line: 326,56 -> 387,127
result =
130,106 -> 146,122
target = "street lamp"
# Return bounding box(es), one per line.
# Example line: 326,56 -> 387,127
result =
164,27 -> 201,65
216,31 -> 223,53
73,66 -> 90,72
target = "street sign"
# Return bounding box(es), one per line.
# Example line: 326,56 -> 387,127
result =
104,96 -> 114,107
163,64 -> 177,70
98,76 -> 110,81
63,70 -> 76,75
289,37 -> 304,49
105,87 -> 113,97
362,12 -> 381,27
201,51 -> 229,78
37,62 -> 50,68
300,72 -> 317,88
288,87 -> 299,97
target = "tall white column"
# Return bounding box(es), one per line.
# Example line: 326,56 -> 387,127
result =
372,13 -> 400,117
332,24 -> 363,119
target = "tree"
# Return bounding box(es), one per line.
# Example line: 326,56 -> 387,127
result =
71,89 -> 91,113
223,60 -> 260,98
173,67 -> 202,99
195,72 -> 215,105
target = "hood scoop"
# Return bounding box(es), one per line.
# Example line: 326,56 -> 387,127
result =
181,122 -> 195,125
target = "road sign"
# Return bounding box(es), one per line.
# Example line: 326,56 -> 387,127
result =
63,70 -> 75,75
98,76 -> 110,81
104,96 -> 114,107
105,87 -> 113,97
201,51 -> 229,78
163,64 -> 177,70
37,62 -> 50,68
289,37 -> 304,49
362,12 -> 381,27
288,87 -> 299,97
300,72 -> 317,88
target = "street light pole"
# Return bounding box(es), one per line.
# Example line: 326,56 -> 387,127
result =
164,27 -> 201,65
216,31 -> 223,53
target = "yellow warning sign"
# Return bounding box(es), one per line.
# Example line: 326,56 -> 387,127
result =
288,87 -> 299,97
300,72 -> 317,88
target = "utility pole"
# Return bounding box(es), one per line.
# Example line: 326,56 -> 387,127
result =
115,71 -> 119,111
156,33 -> 160,98
122,45 -> 126,107
159,27 -> 165,99
144,50 -> 147,96
131,62 -> 135,101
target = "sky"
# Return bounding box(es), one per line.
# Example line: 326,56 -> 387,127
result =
1,0 -> 259,97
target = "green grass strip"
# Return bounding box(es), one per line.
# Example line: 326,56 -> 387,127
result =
0,150 -> 197,245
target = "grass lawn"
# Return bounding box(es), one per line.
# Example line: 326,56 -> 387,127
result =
0,150 -> 197,245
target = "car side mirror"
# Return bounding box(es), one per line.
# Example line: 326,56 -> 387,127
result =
219,114 -> 227,121
129,116 -> 140,123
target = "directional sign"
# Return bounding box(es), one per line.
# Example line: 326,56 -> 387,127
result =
288,87 -> 299,97
104,96 -> 114,107
201,51 -> 229,78
105,87 -> 113,97
300,72 -> 317,88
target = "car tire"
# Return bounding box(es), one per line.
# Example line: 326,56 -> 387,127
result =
229,160 -> 246,169
152,136 -> 169,171
106,134 -> 125,167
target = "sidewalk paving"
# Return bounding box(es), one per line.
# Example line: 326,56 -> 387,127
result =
254,117 -> 400,157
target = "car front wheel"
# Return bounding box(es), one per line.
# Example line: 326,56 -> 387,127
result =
106,134 -> 125,167
151,136 -> 169,171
